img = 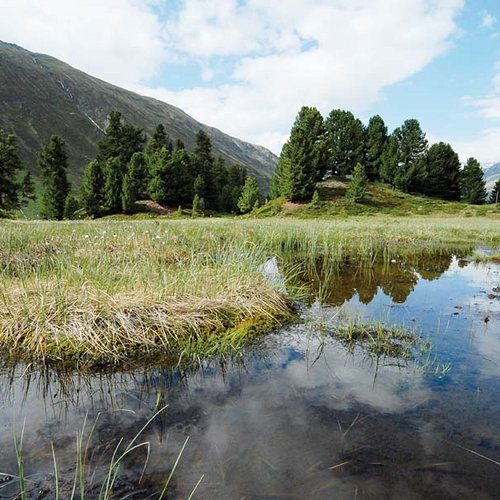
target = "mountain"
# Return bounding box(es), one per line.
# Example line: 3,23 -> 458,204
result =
0,41 -> 277,189
483,162 -> 500,192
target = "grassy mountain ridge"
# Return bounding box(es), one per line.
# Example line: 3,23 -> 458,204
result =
0,41 -> 277,189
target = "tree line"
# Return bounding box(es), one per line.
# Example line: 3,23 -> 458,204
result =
0,112 -> 262,219
270,106 -> 490,205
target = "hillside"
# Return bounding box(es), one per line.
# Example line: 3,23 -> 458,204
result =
254,177 -> 500,218
0,41 -> 277,189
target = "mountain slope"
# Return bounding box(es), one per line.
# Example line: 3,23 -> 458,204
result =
0,41 -> 277,189
483,162 -> 500,192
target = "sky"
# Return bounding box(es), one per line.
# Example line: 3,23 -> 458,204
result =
1,0 -> 500,164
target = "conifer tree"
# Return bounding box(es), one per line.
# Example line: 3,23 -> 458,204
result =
38,135 -> 71,220
324,109 -> 366,176
104,157 -> 125,213
270,107 -> 323,201
193,130 -> 217,208
393,119 -> 428,192
20,172 -> 36,205
379,135 -> 399,186
345,163 -> 368,203
81,160 -> 105,217
365,115 -> 388,180
418,142 -> 461,200
489,178 -> 500,204
63,195 -> 80,219
147,148 -> 171,205
237,176 -> 261,213
0,128 -> 22,210
97,111 -> 144,164
460,157 -> 487,204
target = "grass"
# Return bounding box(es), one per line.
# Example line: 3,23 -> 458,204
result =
254,179 -> 500,218
336,320 -> 416,357
0,216 -> 499,365
4,406 -> 199,499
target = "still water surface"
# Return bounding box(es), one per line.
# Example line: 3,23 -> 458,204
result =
0,254 -> 499,498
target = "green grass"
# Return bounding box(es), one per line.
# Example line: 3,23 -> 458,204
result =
0,216 -> 499,365
255,178 -> 500,218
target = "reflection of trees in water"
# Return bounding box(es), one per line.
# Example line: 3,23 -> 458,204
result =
282,252 -> 454,306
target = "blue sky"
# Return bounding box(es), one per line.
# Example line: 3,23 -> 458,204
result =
1,0 -> 500,163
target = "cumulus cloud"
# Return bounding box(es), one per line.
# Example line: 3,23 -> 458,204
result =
0,0 -> 167,87
450,127 -> 500,165
0,0 -> 464,153
139,0 -> 465,152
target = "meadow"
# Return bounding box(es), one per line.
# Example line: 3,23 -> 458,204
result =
0,215 -> 499,366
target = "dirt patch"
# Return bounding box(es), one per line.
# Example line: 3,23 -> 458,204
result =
135,200 -> 177,215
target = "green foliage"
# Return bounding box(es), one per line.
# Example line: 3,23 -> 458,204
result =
38,135 -> 71,220
365,115 -> 388,180
489,178 -> 500,204
237,176 -> 261,214
104,157 -> 125,214
346,163 -> 368,203
460,157 -> 487,204
193,130 -> 218,209
271,107 -> 324,202
96,111 -> 145,165
324,109 -> 366,176
20,172 -> 36,204
147,148 -> 171,205
192,194 -> 205,217
309,189 -> 321,208
0,128 -> 23,210
144,124 -> 172,162
393,119 -> 428,192
418,142 -> 461,201
379,135 -> 398,185
63,195 -> 80,219
81,160 -> 105,217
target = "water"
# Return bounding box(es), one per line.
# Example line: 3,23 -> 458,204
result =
0,254 -> 499,498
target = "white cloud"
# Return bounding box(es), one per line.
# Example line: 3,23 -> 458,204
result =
482,12 -> 497,29
0,0 -> 464,153
450,127 -> 500,165
0,0 -> 167,87
144,0 -> 465,152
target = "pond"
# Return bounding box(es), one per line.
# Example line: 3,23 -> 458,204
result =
0,253 -> 499,498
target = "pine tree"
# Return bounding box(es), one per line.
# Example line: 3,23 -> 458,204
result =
324,109 -> 366,176
63,195 -> 80,219
460,157 -> 487,204
81,160 -> 105,217
20,172 -> 36,204
489,179 -> 500,204
270,107 -> 324,202
97,111 -> 144,164
147,148 -> 171,205
193,130 -> 217,209
0,128 -> 22,210
345,163 -> 367,203
379,135 -> 398,186
38,135 -> 71,220
418,142 -> 461,200
122,163 -> 139,214
365,115 -> 388,180
237,176 -> 261,213
393,119 -> 427,192
104,157 -> 125,213
144,124 -> 172,162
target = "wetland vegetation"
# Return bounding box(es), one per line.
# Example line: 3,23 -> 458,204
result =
1,216 -> 499,366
